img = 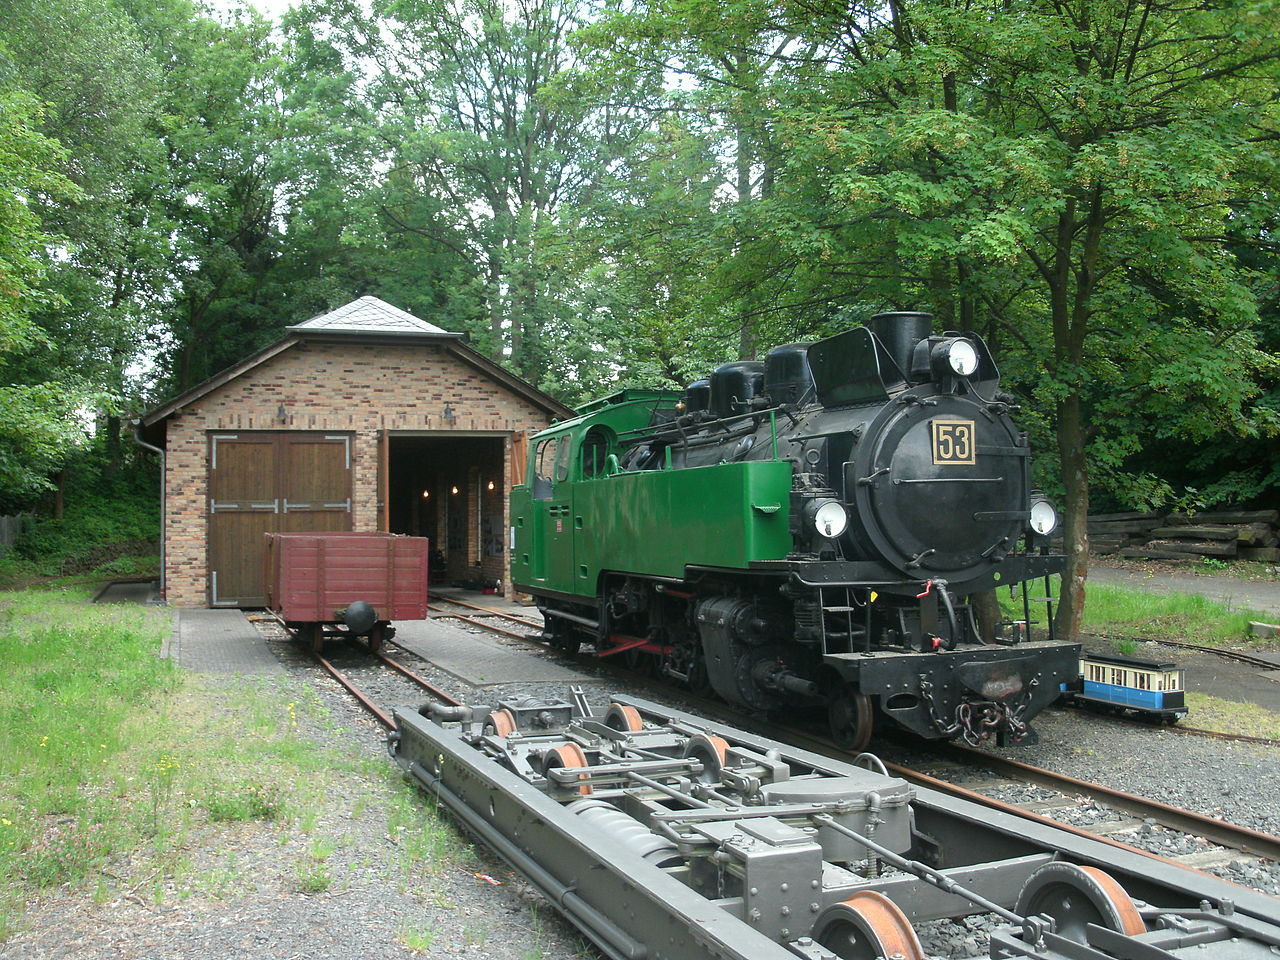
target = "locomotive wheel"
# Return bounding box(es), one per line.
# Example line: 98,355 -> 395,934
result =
604,703 -> 644,733
683,733 -> 729,784
812,890 -> 923,960
686,659 -> 712,697
1015,863 -> 1145,942
542,742 -> 592,795
488,708 -> 517,739
829,689 -> 873,752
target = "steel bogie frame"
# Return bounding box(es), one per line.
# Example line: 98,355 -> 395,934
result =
389,693 -> 1280,960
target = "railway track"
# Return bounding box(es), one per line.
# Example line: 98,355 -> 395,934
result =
1097,631 -> 1280,670
319,607 -> 1280,881
299,617 -> 1280,959
430,596 -> 1280,749
311,643 -> 461,731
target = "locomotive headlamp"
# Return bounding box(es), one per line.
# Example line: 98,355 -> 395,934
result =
1028,498 -> 1059,537
932,338 -> 979,378
806,499 -> 848,539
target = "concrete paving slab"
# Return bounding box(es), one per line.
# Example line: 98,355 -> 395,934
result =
173,609 -> 285,676
393,618 -> 580,686
92,579 -> 162,605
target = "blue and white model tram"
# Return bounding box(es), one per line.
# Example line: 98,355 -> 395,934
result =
1061,651 -> 1187,723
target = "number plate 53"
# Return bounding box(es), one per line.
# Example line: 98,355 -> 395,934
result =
931,420 -> 975,465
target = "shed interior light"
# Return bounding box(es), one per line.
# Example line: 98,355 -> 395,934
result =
487,480 -> 495,491
421,490 -> 430,499
451,485 -> 459,495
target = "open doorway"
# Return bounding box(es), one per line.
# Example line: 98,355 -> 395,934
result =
387,434 -> 507,588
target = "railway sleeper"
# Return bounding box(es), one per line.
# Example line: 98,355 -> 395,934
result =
388,690 -> 1280,960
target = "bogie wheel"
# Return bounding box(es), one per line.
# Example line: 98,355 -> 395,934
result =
1015,863 -> 1145,943
829,689 -> 874,752
604,703 -> 644,733
541,742 -> 592,795
682,733 -> 729,785
812,890 -> 923,960
488,708 -> 518,739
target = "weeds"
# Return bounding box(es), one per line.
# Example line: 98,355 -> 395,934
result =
0,590 -> 362,940
398,921 -> 437,952
204,782 -> 284,823
294,858 -> 333,894
22,819 -> 112,887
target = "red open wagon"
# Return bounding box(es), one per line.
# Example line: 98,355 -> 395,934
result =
264,532 -> 429,651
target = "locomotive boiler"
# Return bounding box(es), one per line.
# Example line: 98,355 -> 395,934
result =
510,311 -> 1078,748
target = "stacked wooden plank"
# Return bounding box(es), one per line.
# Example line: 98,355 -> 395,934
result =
1116,509 -> 1280,562
1085,511 -> 1163,556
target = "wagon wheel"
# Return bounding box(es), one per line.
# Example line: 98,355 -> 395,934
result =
541,742 -> 592,795
829,689 -> 873,752
487,708 -> 518,739
682,733 -> 729,784
543,616 -> 582,655
603,703 -> 644,733
366,623 -> 386,653
309,623 -> 325,653
1015,863 -> 1146,943
812,890 -> 923,960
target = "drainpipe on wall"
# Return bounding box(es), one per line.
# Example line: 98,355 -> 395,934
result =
131,420 -> 166,598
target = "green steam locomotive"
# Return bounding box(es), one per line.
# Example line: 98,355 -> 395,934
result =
510,312 -> 1079,748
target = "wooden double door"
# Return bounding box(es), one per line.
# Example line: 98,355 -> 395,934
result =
207,432 -> 354,606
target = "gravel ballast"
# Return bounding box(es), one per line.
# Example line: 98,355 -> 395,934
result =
6,612 -> 1278,960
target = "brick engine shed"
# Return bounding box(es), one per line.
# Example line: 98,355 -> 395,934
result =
138,297 -> 572,608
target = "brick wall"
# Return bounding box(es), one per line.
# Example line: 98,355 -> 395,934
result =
162,340 -> 554,607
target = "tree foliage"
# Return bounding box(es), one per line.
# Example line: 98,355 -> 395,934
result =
0,0 -> 1277,633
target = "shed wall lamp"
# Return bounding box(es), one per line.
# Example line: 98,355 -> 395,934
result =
443,403 -> 457,425
276,403 -> 287,423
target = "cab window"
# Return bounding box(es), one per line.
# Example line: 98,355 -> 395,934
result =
532,436 -> 560,499
555,433 -> 573,482
581,427 -> 613,478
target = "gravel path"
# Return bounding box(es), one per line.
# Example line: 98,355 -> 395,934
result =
7,612 -> 1278,960
1088,564 -> 1280,617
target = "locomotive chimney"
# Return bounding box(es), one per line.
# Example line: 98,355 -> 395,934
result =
870,311 -> 933,382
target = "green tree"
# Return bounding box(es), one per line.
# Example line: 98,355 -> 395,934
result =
573,0 -> 1280,639
308,0 -> 649,381
0,84 -> 91,503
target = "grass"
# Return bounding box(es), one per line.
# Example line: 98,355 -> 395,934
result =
398,920 -> 437,952
0,586 -> 481,948
0,589 -> 345,939
1080,581 -> 1277,645
1001,575 -> 1278,646
1183,693 -> 1280,739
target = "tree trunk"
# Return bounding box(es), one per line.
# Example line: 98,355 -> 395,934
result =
54,467 -> 66,520
1055,391 -> 1089,642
